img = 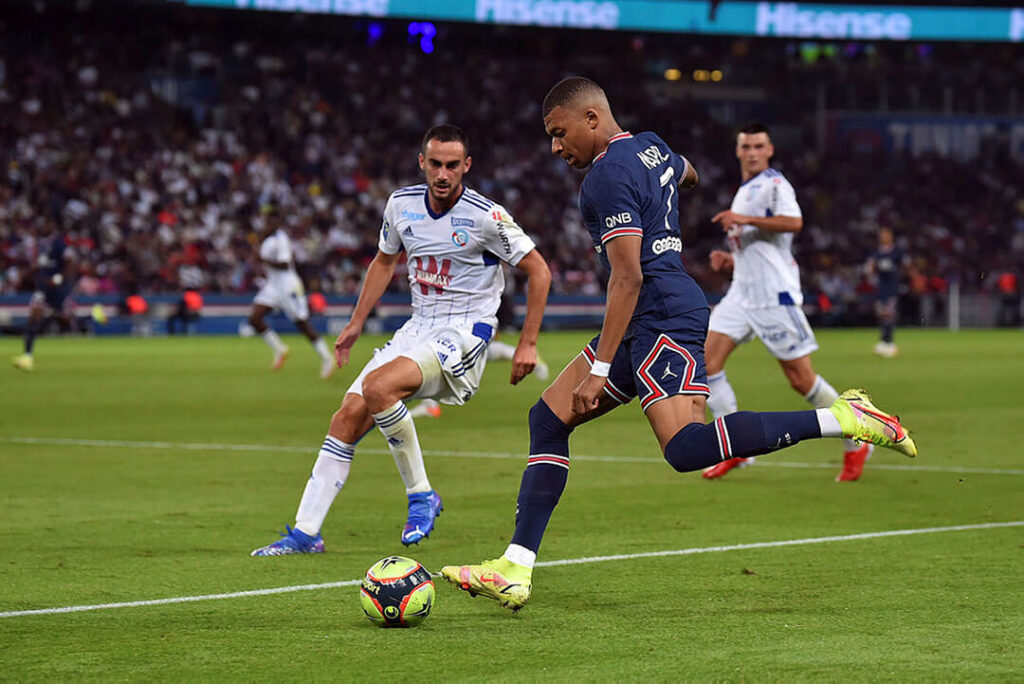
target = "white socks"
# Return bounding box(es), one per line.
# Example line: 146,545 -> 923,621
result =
707,371 -> 738,418
312,337 -> 331,362
260,329 -> 288,354
815,408 -> 843,438
804,375 -> 857,450
487,340 -> 516,361
373,402 -> 431,495
294,436 -> 354,536
503,543 -> 537,569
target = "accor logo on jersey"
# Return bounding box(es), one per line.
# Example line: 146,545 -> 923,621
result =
604,212 -> 634,229
451,229 -> 469,247
652,236 -> 682,255
413,256 -> 452,294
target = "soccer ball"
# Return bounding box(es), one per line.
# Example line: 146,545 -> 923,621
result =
359,556 -> 435,628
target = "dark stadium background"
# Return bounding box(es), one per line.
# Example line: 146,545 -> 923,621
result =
0,0 -> 1020,333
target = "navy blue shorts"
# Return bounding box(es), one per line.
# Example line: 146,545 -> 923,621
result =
580,309 -> 710,412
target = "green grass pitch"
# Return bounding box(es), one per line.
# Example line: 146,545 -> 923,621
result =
1,329 -> 1022,680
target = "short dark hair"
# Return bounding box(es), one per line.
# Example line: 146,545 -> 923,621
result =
542,76 -> 604,118
422,124 -> 469,156
738,121 -> 771,137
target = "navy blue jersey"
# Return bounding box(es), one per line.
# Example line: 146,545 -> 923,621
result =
34,234 -> 70,290
579,131 -> 708,323
871,247 -> 904,299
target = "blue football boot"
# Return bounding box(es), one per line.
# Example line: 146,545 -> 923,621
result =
401,490 -> 443,545
251,525 -> 325,556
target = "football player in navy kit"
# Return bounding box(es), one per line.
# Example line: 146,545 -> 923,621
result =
12,219 -> 76,372
441,77 -> 916,611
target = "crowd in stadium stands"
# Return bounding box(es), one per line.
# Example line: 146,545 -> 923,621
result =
1,3 -> 1021,325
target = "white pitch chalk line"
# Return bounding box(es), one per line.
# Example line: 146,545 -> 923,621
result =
1,435 -> 1022,476
1,521 -> 1021,620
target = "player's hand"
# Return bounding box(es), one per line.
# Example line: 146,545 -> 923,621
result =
333,323 -> 361,368
572,373 -> 605,415
712,210 -> 745,230
709,250 -> 734,272
509,342 -> 538,386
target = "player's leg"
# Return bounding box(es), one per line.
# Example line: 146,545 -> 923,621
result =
12,296 -> 45,370
294,317 -> 334,379
702,297 -> 753,478
249,298 -> 289,370
441,339 -> 629,610
252,392 -> 375,556
780,356 -> 873,482
874,297 -> 898,357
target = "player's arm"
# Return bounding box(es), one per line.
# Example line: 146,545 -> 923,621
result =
711,211 -> 802,233
333,250 -> 399,367
679,159 -> 699,190
508,248 -> 551,385
709,249 -> 734,272
573,236 -> 642,414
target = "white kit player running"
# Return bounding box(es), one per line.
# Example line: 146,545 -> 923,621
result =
703,122 -> 872,483
252,124 -> 551,556
248,205 -> 335,379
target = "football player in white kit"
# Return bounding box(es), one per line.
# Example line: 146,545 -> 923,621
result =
248,205 -> 335,379
703,123 -> 872,482
252,125 -> 551,555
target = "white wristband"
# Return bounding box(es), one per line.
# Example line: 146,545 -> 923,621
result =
590,360 -> 611,378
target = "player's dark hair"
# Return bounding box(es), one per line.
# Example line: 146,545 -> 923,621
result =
422,124 -> 469,157
542,76 -> 604,118
738,121 -> 771,137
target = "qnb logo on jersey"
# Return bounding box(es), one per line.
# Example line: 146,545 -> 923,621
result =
604,212 -> 634,229
451,229 -> 469,247
413,256 -> 452,294
401,209 -> 427,221
636,145 -> 669,170
652,236 -> 682,255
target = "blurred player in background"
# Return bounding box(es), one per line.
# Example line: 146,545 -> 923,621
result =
865,227 -> 910,358
701,123 -> 872,483
252,124 -> 551,556
247,204 -> 334,380
12,218 -> 76,371
409,265 -> 549,419
441,78 -> 915,611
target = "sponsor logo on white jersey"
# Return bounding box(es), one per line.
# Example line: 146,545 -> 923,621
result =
402,209 -> 427,221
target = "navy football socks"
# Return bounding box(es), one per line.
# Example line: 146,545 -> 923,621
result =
510,400 -> 574,553
664,410 -> 822,473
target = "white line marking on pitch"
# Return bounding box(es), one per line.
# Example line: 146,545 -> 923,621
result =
1,521 -> 1020,619
1,436 -> 1021,476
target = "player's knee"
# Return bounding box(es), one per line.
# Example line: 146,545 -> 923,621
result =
663,422 -> 715,473
362,369 -> 404,413
528,399 -> 573,456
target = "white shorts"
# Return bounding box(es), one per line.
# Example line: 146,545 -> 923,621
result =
254,277 -> 308,321
346,320 -> 492,406
709,291 -> 818,361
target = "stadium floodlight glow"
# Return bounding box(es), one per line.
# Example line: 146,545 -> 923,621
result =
664,68 -> 682,81
710,69 -> 723,82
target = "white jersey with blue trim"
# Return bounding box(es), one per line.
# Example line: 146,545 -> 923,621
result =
379,184 -> 536,332
725,167 -> 803,309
